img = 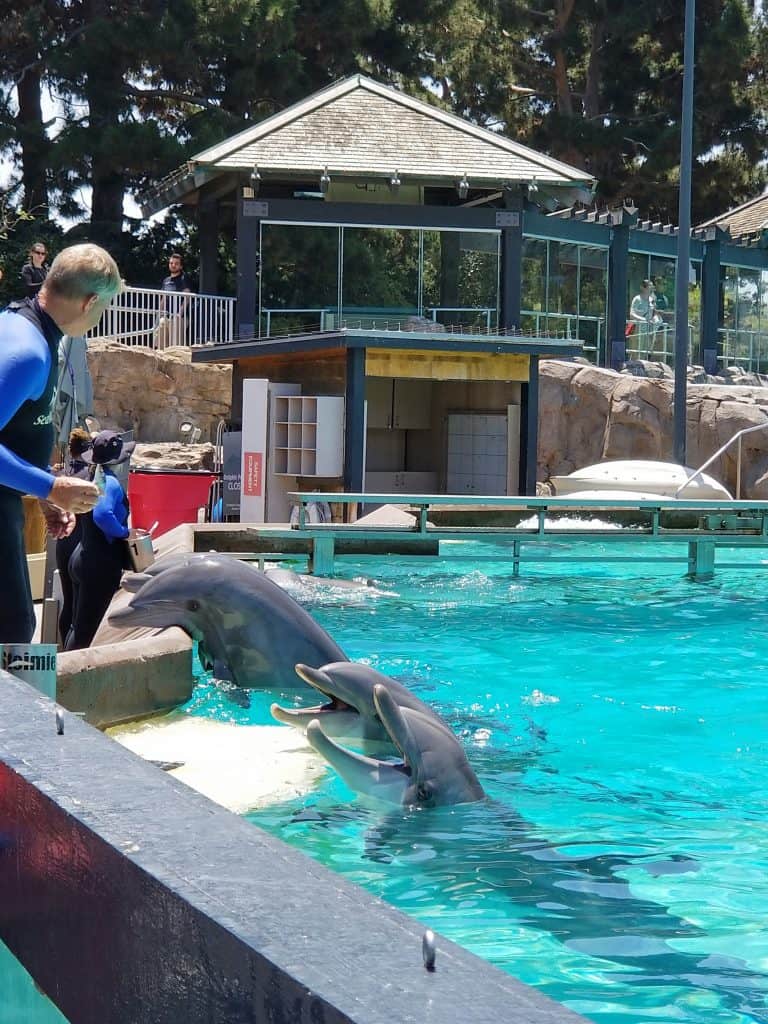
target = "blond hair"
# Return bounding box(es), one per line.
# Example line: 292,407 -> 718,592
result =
44,243 -> 121,301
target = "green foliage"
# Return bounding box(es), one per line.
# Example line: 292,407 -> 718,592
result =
0,0 -> 766,247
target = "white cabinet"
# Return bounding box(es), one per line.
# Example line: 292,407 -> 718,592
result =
272,395 -> 344,477
446,412 -> 512,495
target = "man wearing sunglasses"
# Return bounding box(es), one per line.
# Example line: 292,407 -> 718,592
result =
21,243 -> 50,298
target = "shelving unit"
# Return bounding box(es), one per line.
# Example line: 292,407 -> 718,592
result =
272,395 -> 345,477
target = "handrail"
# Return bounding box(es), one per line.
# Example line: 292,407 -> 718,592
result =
674,421 -> 768,499
288,490 -> 768,525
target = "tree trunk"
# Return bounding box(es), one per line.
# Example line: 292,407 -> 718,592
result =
583,18 -> 604,120
83,0 -> 125,242
16,68 -> 49,219
550,0 -> 576,116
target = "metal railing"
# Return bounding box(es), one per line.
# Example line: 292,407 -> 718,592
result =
87,285 -> 236,348
624,317 -> 695,365
261,308 -> 328,336
427,306 -> 495,330
675,421 -> 768,500
520,310 -> 603,356
718,328 -> 768,375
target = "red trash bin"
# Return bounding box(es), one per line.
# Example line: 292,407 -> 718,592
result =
128,469 -> 217,537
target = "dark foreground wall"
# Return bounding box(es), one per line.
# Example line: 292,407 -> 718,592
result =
0,672 -> 587,1024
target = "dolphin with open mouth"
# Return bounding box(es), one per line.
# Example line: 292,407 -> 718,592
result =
109,556 -> 347,690
270,661 -> 448,751
306,684 -> 486,807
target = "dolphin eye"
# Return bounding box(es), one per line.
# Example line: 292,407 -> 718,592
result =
186,599 -> 200,612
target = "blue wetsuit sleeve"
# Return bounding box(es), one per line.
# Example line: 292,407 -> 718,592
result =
93,475 -> 130,540
0,316 -> 55,498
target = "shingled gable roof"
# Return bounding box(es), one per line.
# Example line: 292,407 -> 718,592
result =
698,191 -> 768,237
190,75 -> 593,190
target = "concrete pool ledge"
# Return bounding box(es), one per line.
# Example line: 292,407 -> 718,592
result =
57,628 -> 194,728
0,671 -> 588,1024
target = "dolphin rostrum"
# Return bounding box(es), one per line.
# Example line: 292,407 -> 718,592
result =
271,661 -> 447,751
109,556 -> 347,690
306,684 -> 486,807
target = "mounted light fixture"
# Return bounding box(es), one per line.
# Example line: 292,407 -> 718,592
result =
179,420 -> 200,444
390,169 -> 401,192
319,166 -> 331,194
456,173 -> 470,201
527,175 -> 539,197
250,164 -> 261,195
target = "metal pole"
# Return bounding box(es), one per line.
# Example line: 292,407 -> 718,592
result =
674,0 -> 696,464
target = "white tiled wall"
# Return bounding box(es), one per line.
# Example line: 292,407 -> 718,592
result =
446,413 -> 509,495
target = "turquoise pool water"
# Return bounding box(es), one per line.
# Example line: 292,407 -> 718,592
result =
0,938 -> 70,1023
185,539 -> 768,1024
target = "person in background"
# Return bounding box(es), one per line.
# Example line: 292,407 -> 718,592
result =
0,243 -> 120,643
155,252 -> 194,349
54,428 -> 92,645
20,242 -> 50,298
66,430 -> 135,650
628,278 -> 662,359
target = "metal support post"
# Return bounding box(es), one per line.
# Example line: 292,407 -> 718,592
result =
687,540 -> 715,581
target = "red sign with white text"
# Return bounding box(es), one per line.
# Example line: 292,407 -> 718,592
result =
243,451 -> 263,497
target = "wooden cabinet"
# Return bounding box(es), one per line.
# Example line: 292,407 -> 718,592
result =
365,471 -> 438,493
393,378 -> 432,429
365,378 -> 432,430
365,378 -> 393,429
272,395 -> 344,477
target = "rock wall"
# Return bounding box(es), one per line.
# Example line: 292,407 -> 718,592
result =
86,346 -> 768,498
539,360 -> 768,498
87,341 -> 231,443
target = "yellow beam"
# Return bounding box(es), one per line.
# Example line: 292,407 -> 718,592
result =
365,349 -> 529,382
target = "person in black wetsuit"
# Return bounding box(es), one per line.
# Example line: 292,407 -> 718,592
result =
65,430 -> 136,650
0,243 -> 121,642
20,242 -> 50,298
54,428 -> 93,645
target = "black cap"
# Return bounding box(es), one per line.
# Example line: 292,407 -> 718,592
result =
83,430 -> 136,466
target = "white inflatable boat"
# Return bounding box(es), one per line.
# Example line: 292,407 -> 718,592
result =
550,460 -> 733,501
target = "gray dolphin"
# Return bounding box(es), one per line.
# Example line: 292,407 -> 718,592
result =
271,662 -> 447,752
109,556 -> 347,690
123,554 -> 386,598
306,684 -> 486,806
122,551 -> 233,593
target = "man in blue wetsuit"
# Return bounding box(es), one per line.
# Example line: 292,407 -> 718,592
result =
0,243 -> 122,642
66,430 -> 134,650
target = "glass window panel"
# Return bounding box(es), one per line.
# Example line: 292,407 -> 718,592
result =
649,257 -> 675,318
628,253 -> 650,320
259,224 -> 339,336
549,241 -> 578,315
723,265 -> 739,330
688,261 -> 702,334
422,230 -> 499,330
737,268 -> 760,332
760,271 -> 768,335
341,227 -> 419,327
521,238 -> 547,314
577,245 -> 608,359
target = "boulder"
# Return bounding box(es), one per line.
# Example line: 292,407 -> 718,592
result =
87,340 -> 231,442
